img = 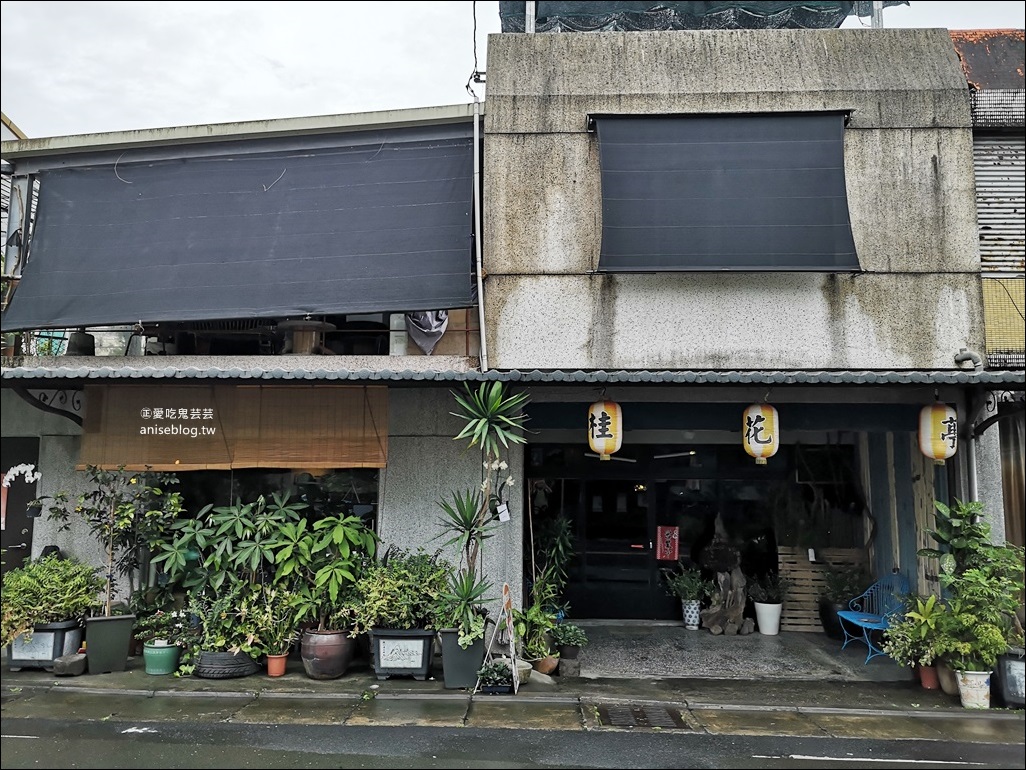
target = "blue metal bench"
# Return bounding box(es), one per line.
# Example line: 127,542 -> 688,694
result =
837,571 -> 910,664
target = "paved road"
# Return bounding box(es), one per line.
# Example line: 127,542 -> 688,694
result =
2,689 -> 1024,769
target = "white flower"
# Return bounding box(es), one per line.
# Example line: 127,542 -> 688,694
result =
498,461 -> 508,471
2,464 -> 41,487
483,461 -> 490,469
480,481 -> 489,492
506,476 -> 515,488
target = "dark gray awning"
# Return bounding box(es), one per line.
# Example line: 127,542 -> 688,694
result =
2,124 -> 475,331
594,113 -> 860,272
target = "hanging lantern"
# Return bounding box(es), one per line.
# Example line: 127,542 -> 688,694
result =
743,403 -> 778,465
588,400 -> 622,460
919,403 -> 958,464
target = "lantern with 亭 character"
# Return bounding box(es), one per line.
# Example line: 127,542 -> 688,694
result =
918,403 -> 957,464
742,403 -> 778,465
588,400 -> 622,460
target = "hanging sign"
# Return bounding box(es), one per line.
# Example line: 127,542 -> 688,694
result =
588,400 -> 622,460
743,403 -> 779,465
656,525 -> 679,561
918,403 -> 958,464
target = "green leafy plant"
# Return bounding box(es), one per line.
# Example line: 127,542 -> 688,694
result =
883,594 -> 943,668
476,659 -> 514,687
351,547 -> 452,633
32,466 -> 184,615
747,573 -> 793,604
152,490 -> 307,593
435,488 -> 498,581
132,608 -> 190,645
822,563 -> 871,603
661,562 -> 714,602
434,569 -> 492,649
0,554 -> 105,648
178,582 -> 261,663
549,622 -> 588,648
268,509 -> 379,632
239,584 -> 301,656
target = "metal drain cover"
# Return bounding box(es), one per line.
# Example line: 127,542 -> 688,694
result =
596,704 -> 690,729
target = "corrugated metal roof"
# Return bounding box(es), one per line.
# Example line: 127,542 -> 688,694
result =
2,364 -> 1023,386
949,30 -> 1025,91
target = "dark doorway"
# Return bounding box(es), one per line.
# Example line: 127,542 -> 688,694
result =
526,443 -> 791,620
1,437 -> 40,580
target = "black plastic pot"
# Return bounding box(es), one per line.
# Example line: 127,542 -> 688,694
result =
438,629 -> 485,689
84,615 -> 135,675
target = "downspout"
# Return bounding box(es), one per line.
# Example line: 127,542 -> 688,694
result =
955,349 -> 985,501
473,94 -> 489,372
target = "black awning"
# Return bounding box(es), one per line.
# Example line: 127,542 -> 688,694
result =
594,113 -> 860,272
2,124 -> 475,331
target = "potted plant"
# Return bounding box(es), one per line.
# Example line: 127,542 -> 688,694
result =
432,382 -> 531,688
434,568 -> 492,689
918,499 -> 1026,708
476,658 -> 515,694
513,569 -> 560,674
242,584 -> 301,677
549,622 -> 588,660
748,572 -> 792,636
133,607 -> 188,675
882,594 -> 943,689
32,465 -> 184,674
352,546 -> 452,681
177,582 -> 264,678
661,561 -> 714,630
268,505 -> 378,680
2,553 -> 104,671
818,563 -> 870,640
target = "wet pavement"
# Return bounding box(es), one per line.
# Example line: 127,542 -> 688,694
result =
2,624 -> 1023,745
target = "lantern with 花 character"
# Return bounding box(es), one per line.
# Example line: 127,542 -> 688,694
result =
588,400 -> 622,460
919,403 -> 957,464
742,403 -> 778,465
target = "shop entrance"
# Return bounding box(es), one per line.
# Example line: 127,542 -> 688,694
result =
526,444 -> 792,620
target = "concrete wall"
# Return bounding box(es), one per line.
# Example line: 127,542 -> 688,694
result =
0,390 -> 109,573
379,387 -> 525,611
483,28 -> 982,371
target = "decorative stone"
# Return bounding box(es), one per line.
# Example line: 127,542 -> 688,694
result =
52,653 -> 87,676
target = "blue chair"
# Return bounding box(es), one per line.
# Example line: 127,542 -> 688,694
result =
837,571 -> 910,663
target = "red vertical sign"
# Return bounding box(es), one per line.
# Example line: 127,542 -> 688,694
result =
656,525 -> 679,561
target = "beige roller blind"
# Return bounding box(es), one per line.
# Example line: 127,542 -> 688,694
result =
78,384 -> 387,471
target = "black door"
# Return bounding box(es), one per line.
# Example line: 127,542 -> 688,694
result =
1,437 -> 40,581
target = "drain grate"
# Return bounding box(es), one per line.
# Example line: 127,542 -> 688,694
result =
596,703 -> 690,729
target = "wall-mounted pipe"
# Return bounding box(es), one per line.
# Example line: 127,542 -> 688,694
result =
472,94 -> 489,372
954,348 -> 983,371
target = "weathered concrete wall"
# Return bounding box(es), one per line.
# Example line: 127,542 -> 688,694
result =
0,390 -> 108,575
486,273 -> 983,371
379,388 -> 525,611
483,28 -> 981,371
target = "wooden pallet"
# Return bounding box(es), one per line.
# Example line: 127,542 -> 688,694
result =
778,546 -> 867,632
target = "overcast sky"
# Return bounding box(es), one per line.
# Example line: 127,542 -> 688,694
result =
2,1 -> 1024,138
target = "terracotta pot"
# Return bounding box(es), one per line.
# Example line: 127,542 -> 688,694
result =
532,655 -> 559,675
266,653 -> 289,677
918,664 -> 940,690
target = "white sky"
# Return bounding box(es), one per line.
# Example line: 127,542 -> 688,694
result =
2,1 -> 1024,138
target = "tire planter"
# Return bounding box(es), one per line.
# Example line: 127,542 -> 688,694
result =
193,650 -> 259,679
301,630 -> 357,680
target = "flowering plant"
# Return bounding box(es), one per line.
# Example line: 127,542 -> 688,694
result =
2,464 -> 41,487
133,608 -> 189,645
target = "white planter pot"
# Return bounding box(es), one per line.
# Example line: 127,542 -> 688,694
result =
681,599 -> 701,630
955,669 -> 992,709
754,602 -> 781,636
